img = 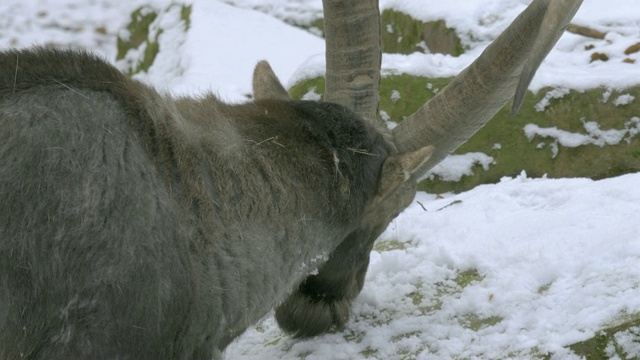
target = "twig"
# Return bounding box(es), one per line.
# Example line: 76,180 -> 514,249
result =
567,24 -> 606,40
347,147 -> 378,156
247,136 -> 285,147
436,199 -> 462,212
12,54 -> 19,94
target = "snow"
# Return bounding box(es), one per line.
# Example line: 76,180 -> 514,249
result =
171,0 -> 323,100
615,94 -> 636,106
377,0 -> 640,94
534,87 -> 571,112
113,0 -> 325,101
524,117 -> 640,157
423,153 -> 495,182
2,0 -> 640,358
390,90 -> 402,103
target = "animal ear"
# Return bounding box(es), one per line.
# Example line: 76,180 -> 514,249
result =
376,146 -> 433,199
252,60 -> 291,100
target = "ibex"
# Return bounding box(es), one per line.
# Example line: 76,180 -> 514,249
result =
0,0 -> 582,358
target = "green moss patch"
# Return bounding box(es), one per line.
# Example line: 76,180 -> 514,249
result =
454,269 -> 484,287
381,10 -> 463,55
117,3 -> 192,76
374,239 -> 409,252
116,6 -> 159,74
291,9 -> 463,57
459,314 -> 503,331
381,10 -> 425,54
568,314 -> 640,359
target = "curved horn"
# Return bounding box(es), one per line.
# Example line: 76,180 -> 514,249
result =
391,0 -> 583,176
512,0 -> 583,113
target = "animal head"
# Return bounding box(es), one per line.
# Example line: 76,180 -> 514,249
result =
253,60 -> 434,238
271,0 -> 583,337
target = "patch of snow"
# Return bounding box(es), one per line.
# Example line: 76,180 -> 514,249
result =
287,53 -> 326,89
219,0 -> 323,27
525,117 -> 640,154
602,88 -> 612,103
390,89 -> 401,103
614,93 -> 635,106
423,152 -> 495,182
119,3 -> 190,87
379,110 -> 390,122
170,0 -> 324,101
229,172 -> 640,359
535,87 -> 570,112
301,86 -> 321,101
550,140 -> 559,158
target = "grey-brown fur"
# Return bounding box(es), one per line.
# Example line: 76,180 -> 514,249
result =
275,147 -> 432,337
0,48 -> 398,359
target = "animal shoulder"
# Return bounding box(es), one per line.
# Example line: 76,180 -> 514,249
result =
0,48 -> 135,97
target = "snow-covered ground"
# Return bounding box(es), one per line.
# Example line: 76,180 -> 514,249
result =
2,0 -> 640,358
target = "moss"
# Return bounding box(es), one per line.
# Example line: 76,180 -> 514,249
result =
381,10 -> 425,54
430,85 -> 640,193
139,39 -> 161,73
117,3 -> 192,76
361,348 -> 378,357
116,6 -> 158,64
454,269 -> 484,288
569,332 -> 612,359
289,77 -> 326,101
284,10 -> 464,57
373,239 -> 407,251
380,10 -> 464,55
342,330 -> 362,343
295,11 -> 464,55
568,314 -> 640,359
408,287 -> 423,306
378,75 -> 449,122
181,4 -> 192,30
459,314 -> 503,331
395,80 -> 640,193
537,283 -> 552,295
391,330 -> 421,343
306,18 -> 325,37
405,269 -> 484,319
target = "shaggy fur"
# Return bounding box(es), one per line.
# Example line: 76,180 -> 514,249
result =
275,175 -> 420,337
0,48 -> 393,359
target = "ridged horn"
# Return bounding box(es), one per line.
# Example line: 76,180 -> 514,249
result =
322,0 -> 383,128
391,0 -> 583,176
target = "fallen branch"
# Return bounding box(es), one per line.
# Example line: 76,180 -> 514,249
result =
567,23 -> 606,39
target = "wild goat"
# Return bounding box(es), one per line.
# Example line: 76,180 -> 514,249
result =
0,0 -> 582,358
